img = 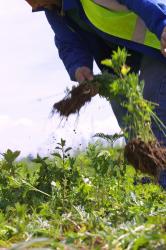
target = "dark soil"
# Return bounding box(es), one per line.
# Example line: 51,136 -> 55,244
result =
124,138 -> 166,177
52,83 -> 99,117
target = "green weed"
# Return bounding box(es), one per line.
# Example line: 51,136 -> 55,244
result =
0,142 -> 165,249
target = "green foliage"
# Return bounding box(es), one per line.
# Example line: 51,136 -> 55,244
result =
95,48 -> 166,141
1,149 -> 20,176
93,132 -> 124,147
0,142 -> 165,249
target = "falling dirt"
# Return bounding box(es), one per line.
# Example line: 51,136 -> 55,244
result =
124,138 -> 166,177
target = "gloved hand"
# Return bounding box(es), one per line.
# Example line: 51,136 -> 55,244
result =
75,66 -> 94,84
161,27 -> 166,57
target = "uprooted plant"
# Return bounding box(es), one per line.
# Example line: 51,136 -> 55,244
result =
52,48 -> 166,178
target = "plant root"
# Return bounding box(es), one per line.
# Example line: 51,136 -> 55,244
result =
52,82 -> 99,117
124,138 -> 166,177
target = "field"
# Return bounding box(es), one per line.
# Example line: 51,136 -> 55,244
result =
0,140 -> 166,250
1,49 -> 166,249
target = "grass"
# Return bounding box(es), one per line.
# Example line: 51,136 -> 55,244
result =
0,140 -> 165,250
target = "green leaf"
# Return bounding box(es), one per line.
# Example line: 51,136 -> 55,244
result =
65,147 -> 72,153
52,153 -> 62,159
2,149 -> 20,163
61,138 -> 66,147
101,58 -> 113,68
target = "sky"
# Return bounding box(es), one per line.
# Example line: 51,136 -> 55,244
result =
0,0 -> 121,156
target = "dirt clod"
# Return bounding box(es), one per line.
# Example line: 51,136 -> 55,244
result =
124,138 -> 166,177
52,83 -> 99,117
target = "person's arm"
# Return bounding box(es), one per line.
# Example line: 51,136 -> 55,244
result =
161,27 -> 166,56
118,0 -> 166,38
118,0 -> 166,56
45,9 -> 93,82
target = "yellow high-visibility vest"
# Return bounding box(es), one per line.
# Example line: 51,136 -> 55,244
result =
80,0 -> 160,50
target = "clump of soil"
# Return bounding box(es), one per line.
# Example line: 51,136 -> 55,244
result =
124,138 -> 166,177
52,82 -> 99,117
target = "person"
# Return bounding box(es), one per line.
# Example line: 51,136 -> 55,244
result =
26,0 -> 166,189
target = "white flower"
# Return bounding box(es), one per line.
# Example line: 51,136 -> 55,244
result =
51,181 -> 56,187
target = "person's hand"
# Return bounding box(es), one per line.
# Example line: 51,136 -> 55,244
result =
161,27 -> 166,57
75,66 -> 94,84
75,66 -> 98,97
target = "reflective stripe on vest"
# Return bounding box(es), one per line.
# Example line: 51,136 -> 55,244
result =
80,0 -> 160,50
94,0 -> 128,11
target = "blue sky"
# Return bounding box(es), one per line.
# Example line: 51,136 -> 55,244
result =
0,0 -> 120,156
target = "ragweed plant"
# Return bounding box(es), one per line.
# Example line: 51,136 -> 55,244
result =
93,48 -> 166,178
88,48 -> 166,142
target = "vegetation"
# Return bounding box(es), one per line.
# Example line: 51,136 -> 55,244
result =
0,142 -> 166,249
0,49 -> 166,249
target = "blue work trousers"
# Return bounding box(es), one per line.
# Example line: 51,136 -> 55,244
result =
110,56 -> 166,146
